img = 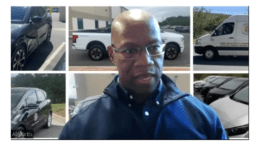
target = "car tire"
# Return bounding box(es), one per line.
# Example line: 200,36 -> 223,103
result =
203,48 -> 218,60
44,113 -> 52,128
88,45 -> 105,61
45,26 -> 52,42
11,45 -> 27,70
164,44 -> 180,60
15,126 -> 25,138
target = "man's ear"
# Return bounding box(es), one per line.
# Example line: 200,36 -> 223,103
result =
108,46 -> 115,65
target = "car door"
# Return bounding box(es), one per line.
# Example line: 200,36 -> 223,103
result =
24,90 -> 40,131
36,90 -> 48,127
37,7 -> 49,44
30,7 -> 47,45
211,22 -> 237,56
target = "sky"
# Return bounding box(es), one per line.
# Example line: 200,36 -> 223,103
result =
202,6 -> 248,15
124,6 -> 190,22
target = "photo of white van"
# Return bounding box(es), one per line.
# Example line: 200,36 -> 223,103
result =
194,15 -> 248,60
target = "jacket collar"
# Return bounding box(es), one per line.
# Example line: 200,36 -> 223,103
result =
103,74 -> 189,107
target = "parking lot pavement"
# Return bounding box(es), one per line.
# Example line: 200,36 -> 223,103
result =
193,47 -> 249,71
69,29 -> 190,70
34,113 -> 65,139
23,12 -> 66,71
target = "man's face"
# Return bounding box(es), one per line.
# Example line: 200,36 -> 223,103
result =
111,18 -> 164,94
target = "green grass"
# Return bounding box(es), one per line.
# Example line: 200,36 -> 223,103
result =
52,103 -> 65,117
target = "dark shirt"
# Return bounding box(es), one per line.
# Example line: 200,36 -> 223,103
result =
59,74 -> 228,139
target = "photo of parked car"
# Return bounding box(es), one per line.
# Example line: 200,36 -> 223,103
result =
210,85 -> 249,138
193,76 -> 220,92
200,76 -> 234,97
206,78 -> 248,104
11,6 -> 52,70
11,87 -> 52,137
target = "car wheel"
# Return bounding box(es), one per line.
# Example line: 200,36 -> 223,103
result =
44,113 -> 52,128
15,126 -> 25,138
11,45 -> 27,70
164,44 -> 180,60
88,45 -> 105,61
46,26 -> 52,41
203,48 -> 218,60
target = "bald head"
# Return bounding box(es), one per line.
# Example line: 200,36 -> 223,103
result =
111,9 -> 161,47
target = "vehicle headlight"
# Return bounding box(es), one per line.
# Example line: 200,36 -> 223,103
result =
225,125 -> 249,136
196,39 -> 201,45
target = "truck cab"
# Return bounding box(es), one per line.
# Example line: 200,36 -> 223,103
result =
195,15 -> 248,60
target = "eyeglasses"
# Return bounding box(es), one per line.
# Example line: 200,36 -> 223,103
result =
112,43 -> 165,59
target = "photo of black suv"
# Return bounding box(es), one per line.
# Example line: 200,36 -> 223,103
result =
11,6 -> 52,70
11,87 -> 52,136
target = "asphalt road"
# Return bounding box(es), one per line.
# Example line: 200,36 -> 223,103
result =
23,12 -> 66,71
193,47 -> 249,71
34,113 -> 65,139
69,29 -> 190,68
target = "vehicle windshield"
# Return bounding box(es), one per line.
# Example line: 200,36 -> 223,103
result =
207,77 -> 218,83
232,86 -> 249,104
11,89 -> 27,110
11,7 -> 29,21
219,79 -> 247,90
211,77 -> 230,85
203,76 -> 212,81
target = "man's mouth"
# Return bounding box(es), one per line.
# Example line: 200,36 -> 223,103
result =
136,74 -> 153,81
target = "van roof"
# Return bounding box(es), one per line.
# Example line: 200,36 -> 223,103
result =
224,15 -> 248,23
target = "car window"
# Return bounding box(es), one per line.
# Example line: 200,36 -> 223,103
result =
211,78 -> 230,85
26,90 -> 37,105
36,91 -> 46,102
31,7 -> 40,18
213,22 -> 235,36
219,79 -> 247,90
38,7 -> 46,17
208,77 -> 218,83
11,6 -> 29,21
11,89 -> 27,110
233,86 -> 249,104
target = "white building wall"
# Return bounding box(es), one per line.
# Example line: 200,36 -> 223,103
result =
111,7 -> 121,19
99,20 -> 106,28
72,17 -> 78,30
83,19 -> 95,29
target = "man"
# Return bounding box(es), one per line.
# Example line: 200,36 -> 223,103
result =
59,9 -> 227,139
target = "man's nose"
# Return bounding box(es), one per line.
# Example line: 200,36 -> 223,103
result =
135,49 -> 154,66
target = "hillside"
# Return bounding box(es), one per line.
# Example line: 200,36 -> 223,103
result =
159,16 -> 190,26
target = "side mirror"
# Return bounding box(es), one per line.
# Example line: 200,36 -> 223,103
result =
27,103 -> 39,109
31,16 -> 42,23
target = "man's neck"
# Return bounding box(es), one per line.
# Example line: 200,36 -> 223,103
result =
117,77 -> 160,104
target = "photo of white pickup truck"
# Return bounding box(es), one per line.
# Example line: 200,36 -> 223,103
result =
72,27 -> 184,61
194,15 -> 248,60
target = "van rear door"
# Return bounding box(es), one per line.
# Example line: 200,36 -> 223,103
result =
236,15 -> 249,56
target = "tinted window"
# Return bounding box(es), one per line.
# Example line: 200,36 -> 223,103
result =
11,6 -> 29,21
36,91 -> 46,102
38,7 -> 46,17
11,89 -> 27,110
26,91 -> 37,105
219,79 -> 247,90
211,78 -> 230,85
31,7 -> 40,18
233,86 -> 249,104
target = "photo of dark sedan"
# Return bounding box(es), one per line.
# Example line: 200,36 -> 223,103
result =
206,78 -> 249,104
11,88 -> 52,137
11,6 -> 52,70
200,76 -> 234,97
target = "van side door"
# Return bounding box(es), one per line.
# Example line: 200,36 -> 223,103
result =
236,20 -> 249,56
211,22 -> 237,56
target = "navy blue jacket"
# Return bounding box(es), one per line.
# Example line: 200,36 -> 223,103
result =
59,74 -> 227,139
